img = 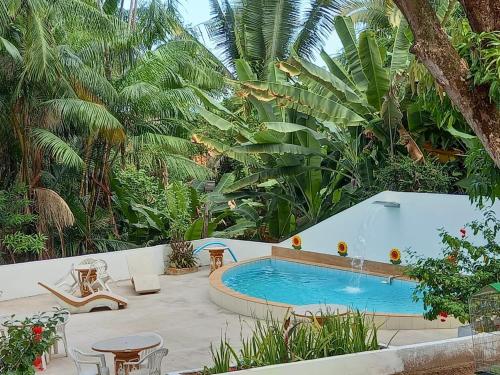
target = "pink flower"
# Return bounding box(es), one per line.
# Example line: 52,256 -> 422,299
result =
460,228 -> 466,238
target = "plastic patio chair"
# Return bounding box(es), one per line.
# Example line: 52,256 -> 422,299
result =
50,308 -> 70,358
118,347 -> 168,375
69,348 -> 110,375
139,333 -> 164,360
89,259 -> 113,292
54,264 -> 79,294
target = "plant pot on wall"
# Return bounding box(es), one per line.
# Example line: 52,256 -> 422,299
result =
165,239 -> 199,275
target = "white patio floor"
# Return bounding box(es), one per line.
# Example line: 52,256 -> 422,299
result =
0,267 -> 459,374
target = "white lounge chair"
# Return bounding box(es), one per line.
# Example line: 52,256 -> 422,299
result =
38,282 -> 128,314
126,253 -> 161,294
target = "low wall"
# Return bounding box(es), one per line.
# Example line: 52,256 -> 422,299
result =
0,238 -> 273,302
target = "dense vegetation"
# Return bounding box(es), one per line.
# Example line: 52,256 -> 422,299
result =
0,0 -> 498,263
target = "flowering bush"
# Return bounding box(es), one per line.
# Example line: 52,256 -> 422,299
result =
0,309 -> 66,374
406,211 -> 500,324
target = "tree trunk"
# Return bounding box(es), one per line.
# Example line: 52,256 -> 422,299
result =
393,0 -> 500,168
458,0 -> 500,32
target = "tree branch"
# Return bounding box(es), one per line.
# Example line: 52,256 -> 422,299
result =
394,0 -> 500,168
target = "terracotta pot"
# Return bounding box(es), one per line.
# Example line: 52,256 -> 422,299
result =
165,266 -> 199,275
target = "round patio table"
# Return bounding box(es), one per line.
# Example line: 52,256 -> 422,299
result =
92,334 -> 161,375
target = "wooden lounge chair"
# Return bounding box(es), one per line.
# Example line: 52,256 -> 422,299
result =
126,253 -> 161,294
38,282 -> 128,314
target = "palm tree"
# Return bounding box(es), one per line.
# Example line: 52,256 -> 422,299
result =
0,0 -> 227,258
206,0 -> 341,77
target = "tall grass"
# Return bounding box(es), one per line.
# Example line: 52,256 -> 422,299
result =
202,310 -> 379,374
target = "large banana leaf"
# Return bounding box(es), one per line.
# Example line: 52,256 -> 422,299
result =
261,122 -> 326,140
241,81 -> 366,125
389,20 -> 411,78
225,165 -> 305,192
235,59 -> 277,122
233,143 -> 321,155
320,50 -> 358,92
334,16 -> 368,91
289,54 -> 372,115
358,31 -> 389,111
197,106 -> 234,131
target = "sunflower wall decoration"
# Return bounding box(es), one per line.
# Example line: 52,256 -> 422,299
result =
291,235 -> 302,250
389,248 -> 401,264
337,241 -> 348,256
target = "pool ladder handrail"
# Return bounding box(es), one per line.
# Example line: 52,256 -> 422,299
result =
193,241 -> 238,262
384,275 -> 402,284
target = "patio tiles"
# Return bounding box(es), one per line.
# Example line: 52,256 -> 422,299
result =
0,267 -> 458,374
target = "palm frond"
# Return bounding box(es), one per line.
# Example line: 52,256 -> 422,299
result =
31,128 -> 84,169
206,0 -> 239,69
262,0 -> 300,64
294,0 -> 340,58
47,98 -> 124,135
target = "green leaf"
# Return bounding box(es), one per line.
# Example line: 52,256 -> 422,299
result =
358,30 -> 389,110
334,16 -> 368,91
0,37 -> 21,62
233,143 -> 321,156
390,20 -> 411,77
197,106 -> 234,131
241,81 -> 366,125
262,122 -> 326,140
31,128 -> 84,169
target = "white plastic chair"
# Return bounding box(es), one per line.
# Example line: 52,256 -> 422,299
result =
69,348 -> 110,375
50,308 -> 70,358
119,347 -> 168,375
54,264 -> 79,294
89,260 -> 113,292
139,333 -> 164,360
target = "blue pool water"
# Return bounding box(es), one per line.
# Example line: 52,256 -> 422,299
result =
222,259 -> 424,314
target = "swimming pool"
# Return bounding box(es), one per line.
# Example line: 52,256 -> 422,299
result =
222,258 -> 424,315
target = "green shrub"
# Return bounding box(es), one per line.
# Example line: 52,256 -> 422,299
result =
406,210 -> 500,323
0,309 -> 66,374
373,155 -> 455,193
0,185 -> 47,262
202,311 -> 379,374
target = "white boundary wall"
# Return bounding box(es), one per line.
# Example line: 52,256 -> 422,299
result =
1,191 -> 497,302
0,239 -> 272,302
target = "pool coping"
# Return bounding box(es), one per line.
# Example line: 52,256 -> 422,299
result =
209,254 -> 461,330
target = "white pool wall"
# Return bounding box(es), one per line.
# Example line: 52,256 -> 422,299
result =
279,191 -> 500,264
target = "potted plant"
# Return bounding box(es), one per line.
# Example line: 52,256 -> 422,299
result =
0,309 -> 65,374
165,182 -> 199,275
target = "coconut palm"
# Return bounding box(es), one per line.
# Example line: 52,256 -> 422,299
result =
206,0 -> 341,76
0,0 -> 228,259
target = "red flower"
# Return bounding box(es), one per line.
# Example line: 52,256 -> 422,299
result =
32,325 -> 43,342
439,311 -> 448,322
33,356 -> 43,369
460,228 -> 466,238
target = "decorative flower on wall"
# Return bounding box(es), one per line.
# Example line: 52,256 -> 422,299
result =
337,241 -> 348,257
291,235 -> 302,250
389,248 -> 401,264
